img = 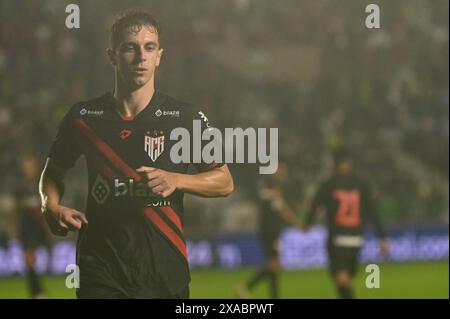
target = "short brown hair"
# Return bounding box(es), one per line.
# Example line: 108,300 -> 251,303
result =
110,10 -> 162,49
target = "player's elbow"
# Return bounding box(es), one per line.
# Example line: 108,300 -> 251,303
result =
219,177 -> 234,197
210,165 -> 234,197
224,180 -> 234,197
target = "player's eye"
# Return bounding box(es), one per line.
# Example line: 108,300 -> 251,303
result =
121,45 -> 136,52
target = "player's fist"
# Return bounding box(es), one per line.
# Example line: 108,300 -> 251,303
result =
43,204 -> 88,236
137,166 -> 180,198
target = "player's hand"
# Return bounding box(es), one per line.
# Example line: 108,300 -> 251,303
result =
43,204 -> 88,236
137,166 -> 180,198
379,239 -> 390,257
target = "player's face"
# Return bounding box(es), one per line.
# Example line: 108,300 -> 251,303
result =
111,25 -> 163,89
338,160 -> 352,175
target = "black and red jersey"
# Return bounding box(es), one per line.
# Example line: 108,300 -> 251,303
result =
48,91 -> 222,297
305,173 -> 386,247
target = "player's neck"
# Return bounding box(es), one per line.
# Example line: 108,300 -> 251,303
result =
113,79 -> 155,117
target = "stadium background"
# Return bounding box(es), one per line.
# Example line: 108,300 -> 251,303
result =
0,0 -> 448,298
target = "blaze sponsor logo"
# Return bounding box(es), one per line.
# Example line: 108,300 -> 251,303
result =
92,176 -> 172,204
80,108 -> 104,116
146,199 -> 172,207
163,110 -> 180,117
155,108 -> 180,117
114,178 -> 157,198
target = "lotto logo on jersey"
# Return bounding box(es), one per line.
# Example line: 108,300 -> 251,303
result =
144,132 -> 165,162
91,174 -> 110,204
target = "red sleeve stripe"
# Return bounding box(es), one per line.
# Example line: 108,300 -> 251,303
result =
74,118 -> 141,182
76,137 -> 117,180
159,206 -> 183,233
144,208 -> 187,260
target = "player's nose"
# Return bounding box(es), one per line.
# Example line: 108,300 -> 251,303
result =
136,46 -> 147,62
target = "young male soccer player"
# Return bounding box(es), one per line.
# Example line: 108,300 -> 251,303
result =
39,10 -> 233,298
304,148 -> 389,299
16,155 -> 50,298
236,162 -> 302,299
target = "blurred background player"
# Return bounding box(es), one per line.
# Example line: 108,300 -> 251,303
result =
236,162 -> 302,299
304,148 -> 389,299
13,154 -> 50,298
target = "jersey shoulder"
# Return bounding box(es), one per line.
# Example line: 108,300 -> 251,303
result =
158,92 -> 212,125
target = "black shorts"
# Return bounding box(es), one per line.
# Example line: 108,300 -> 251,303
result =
19,217 -> 49,250
327,243 -> 360,277
77,285 -> 190,299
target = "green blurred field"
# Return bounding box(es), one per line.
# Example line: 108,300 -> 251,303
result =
0,261 -> 448,299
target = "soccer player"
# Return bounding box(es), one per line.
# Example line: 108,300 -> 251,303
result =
15,154 -> 50,298
236,162 -> 302,299
39,10 -> 234,299
304,148 -> 389,299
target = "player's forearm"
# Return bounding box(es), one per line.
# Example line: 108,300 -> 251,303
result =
39,174 -> 62,212
177,166 -> 234,198
281,207 -> 301,227
39,159 -> 65,212
275,198 -> 299,226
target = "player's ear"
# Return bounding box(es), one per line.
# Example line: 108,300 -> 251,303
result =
155,48 -> 163,67
107,48 -> 117,66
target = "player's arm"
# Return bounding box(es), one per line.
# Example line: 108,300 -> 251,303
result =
277,201 -> 303,230
39,158 -> 88,236
137,164 -> 234,198
268,189 -> 303,230
303,183 -> 326,231
365,184 -> 389,256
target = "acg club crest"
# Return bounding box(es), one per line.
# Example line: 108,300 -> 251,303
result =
144,130 -> 165,162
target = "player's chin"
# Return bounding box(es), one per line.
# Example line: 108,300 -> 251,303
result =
136,73 -> 152,83
126,76 -> 149,89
